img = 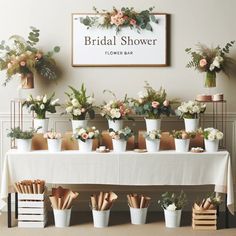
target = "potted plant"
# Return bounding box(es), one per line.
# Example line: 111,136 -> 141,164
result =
100,90 -> 133,131
44,131 -> 62,152
7,127 -> 38,152
23,93 -> 60,133
64,84 -> 95,133
0,26 -> 60,88
177,100 -> 206,132
109,127 -> 133,152
201,127 -> 223,152
158,191 -> 187,228
171,130 -> 196,152
144,130 -> 161,152
73,126 -> 99,152
133,82 -> 173,132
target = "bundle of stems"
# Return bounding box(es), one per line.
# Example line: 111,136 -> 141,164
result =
127,193 -> 151,208
14,180 -> 45,194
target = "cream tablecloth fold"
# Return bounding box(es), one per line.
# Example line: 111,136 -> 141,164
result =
0,150 -> 234,214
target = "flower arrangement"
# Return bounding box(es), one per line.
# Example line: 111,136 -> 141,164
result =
7,127 -> 38,139
73,127 -> 100,142
133,82 -> 173,119
177,100 -> 206,119
0,26 -> 60,86
158,191 -> 187,210
109,127 -> 133,141
144,130 -> 161,140
100,90 -> 132,121
43,131 -> 62,139
185,41 -> 236,87
80,7 -> 158,33
23,93 -> 60,119
194,193 -> 222,211
200,128 -> 223,141
171,130 -> 196,139
64,84 -> 95,120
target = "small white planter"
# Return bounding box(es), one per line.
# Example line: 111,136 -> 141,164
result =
130,207 -> 148,225
92,209 -> 110,228
145,118 -> 161,132
47,139 -> 62,152
53,208 -> 71,228
204,139 -> 219,152
16,139 -> 32,152
34,118 -> 49,134
71,120 -> 88,133
108,119 -> 123,131
78,139 -> 93,152
112,139 -> 127,152
164,209 -> 182,228
184,118 -> 199,132
175,139 -> 190,152
145,139 -> 160,152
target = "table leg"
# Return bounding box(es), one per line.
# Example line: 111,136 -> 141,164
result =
15,192 -> 18,219
225,194 -> 229,228
7,193 -> 11,228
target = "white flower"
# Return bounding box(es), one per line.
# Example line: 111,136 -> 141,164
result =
208,133 -> 215,141
26,96 -> 31,102
73,109 -> 81,116
192,105 -> 200,114
87,96 -> 94,104
88,132 -> 94,139
36,95 -> 42,101
43,95 -> 47,104
66,106 -> 73,113
51,98 -> 59,106
166,203 -> 177,211
209,63 -> 215,71
216,131 -> 223,140
110,108 -> 121,119
78,128 -> 86,135
138,91 -> 146,99
71,99 -> 79,107
40,104 -> 45,110
149,133 -> 156,140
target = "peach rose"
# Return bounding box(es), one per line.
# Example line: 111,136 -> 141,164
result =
199,59 -> 207,67
81,108 -> 86,113
163,100 -> 170,107
181,132 -> 188,139
20,61 -> 26,67
81,133 -> 89,140
152,101 -> 160,108
130,19 -> 136,26
117,11 -> 123,18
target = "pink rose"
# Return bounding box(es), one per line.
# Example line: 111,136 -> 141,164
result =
130,19 -> 136,26
199,59 -> 207,67
163,100 -> 170,107
117,11 -> 123,18
20,61 -> 26,67
152,101 -> 160,108
81,133 -> 89,140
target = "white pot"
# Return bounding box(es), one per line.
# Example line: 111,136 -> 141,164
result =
47,139 -> 62,152
34,118 -> 49,134
175,139 -> 190,152
92,209 -> 110,228
78,139 -> 93,152
16,139 -> 32,152
130,207 -> 148,225
145,118 -> 161,132
71,120 -> 88,133
53,208 -> 71,227
164,209 -> 182,228
108,119 -> 123,131
112,139 -> 127,152
145,139 -> 160,152
184,118 -> 199,132
204,139 -> 219,152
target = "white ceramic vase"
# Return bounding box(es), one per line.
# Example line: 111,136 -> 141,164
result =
145,139 -> 160,152
47,139 -> 62,152
16,139 -> 32,152
164,209 -> 182,228
129,207 -> 148,225
184,118 -> 199,132
78,139 -> 93,152
108,119 -> 123,131
145,118 -> 161,132
204,139 -> 219,152
92,209 -> 110,228
175,139 -> 190,152
34,118 -> 49,134
71,120 -> 88,133
112,139 -> 127,152
53,208 -> 71,228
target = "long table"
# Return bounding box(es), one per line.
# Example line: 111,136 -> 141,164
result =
0,150 -> 234,225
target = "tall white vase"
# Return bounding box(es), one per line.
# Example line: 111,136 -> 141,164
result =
92,209 -> 110,228
175,139 -> 190,152
78,139 -> 93,152
130,207 -> 148,225
34,118 -> 49,134
164,209 -> 182,228
184,118 -> 199,132
71,120 -> 88,133
112,139 -> 127,152
16,139 -> 32,152
108,119 -> 123,131
53,208 -> 71,227
204,139 -> 219,152
47,139 -> 62,152
145,139 -> 160,152
145,118 -> 161,132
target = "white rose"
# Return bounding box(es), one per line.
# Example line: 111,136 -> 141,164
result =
71,99 -> 79,107
43,95 -> 47,104
192,105 -> 200,114
166,203 -> 177,211
208,133 -> 215,141
73,109 -> 81,116
66,106 -> 73,113
88,132 -> 94,139
40,104 -> 45,110
78,128 -> 86,135
149,133 -> 156,140
216,131 -> 223,140
36,95 -> 42,101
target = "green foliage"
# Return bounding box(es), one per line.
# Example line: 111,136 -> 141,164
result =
109,127 -> 133,141
171,130 -> 196,139
7,127 -> 39,139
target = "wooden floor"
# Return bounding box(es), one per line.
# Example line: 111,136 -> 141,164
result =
1,211 -> 236,236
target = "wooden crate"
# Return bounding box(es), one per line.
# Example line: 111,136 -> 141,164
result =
18,192 -> 47,228
192,208 -> 217,230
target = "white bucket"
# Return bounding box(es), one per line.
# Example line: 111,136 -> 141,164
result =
34,118 -> 49,134
204,139 -> 219,152
175,139 -> 190,152
53,208 -> 71,227
164,209 -> 182,228
112,139 -> 127,152
92,209 -> 110,228
130,207 -> 148,225
145,139 -> 160,152
16,139 -> 32,152
145,119 -> 161,132
108,119 -> 123,131
78,139 -> 93,152
47,139 -> 62,152
184,118 -> 199,132
71,120 -> 88,133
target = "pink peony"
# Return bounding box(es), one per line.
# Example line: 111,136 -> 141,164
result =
81,133 -> 89,140
199,59 -> 207,67
163,100 -> 170,107
20,61 -> 26,67
130,19 -> 136,26
152,101 -> 160,108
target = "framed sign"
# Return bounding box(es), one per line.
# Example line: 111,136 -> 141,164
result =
72,13 -> 169,67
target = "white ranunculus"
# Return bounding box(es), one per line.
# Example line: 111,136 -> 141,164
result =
66,106 -> 73,113
216,131 -> 223,140
208,133 -> 215,141
40,104 -> 45,110
166,203 -> 177,211
71,99 -> 79,107
73,109 -> 81,116
110,108 -> 121,119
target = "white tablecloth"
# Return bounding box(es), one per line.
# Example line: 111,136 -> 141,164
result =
0,150 -> 234,214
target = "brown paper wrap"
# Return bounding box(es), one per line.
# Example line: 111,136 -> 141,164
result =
32,134 -> 48,150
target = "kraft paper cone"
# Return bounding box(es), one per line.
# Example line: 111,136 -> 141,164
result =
144,197 -> 151,208
91,195 -> 97,210
13,183 -> 20,193
101,199 -> 110,211
33,183 -> 37,194
190,134 -> 204,148
49,196 -> 58,209
140,196 -> 146,208
67,192 -> 79,209
24,185 -> 28,194
27,185 -> 32,194
127,194 -> 132,207
19,184 -> 24,193
62,191 -> 71,210
32,134 -> 48,150
130,196 -> 139,208
98,192 -> 104,210
37,183 -> 41,194
203,198 -> 211,210
58,198 -> 62,209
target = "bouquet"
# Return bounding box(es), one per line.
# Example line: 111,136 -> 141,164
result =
186,41 -> 236,87
64,84 -> 95,120
171,130 -> 196,139
201,128 -> 223,141
133,82 -> 173,119
0,26 -> 60,87
177,100 -> 206,119
73,127 -> 100,142
23,93 -> 60,119
144,130 -> 161,140
7,127 -> 38,139
43,131 -> 62,139
109,127 -> 133,141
